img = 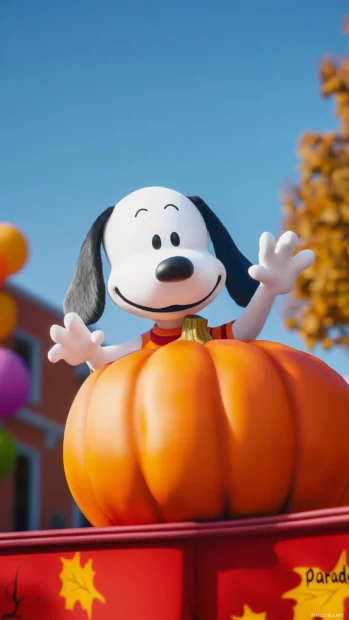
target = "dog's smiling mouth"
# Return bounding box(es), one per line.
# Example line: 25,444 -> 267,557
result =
114,275 -> 222,313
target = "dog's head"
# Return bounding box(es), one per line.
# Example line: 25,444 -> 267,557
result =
64,187 -> 258,324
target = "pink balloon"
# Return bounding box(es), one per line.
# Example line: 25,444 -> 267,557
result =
0,348 -> 31,419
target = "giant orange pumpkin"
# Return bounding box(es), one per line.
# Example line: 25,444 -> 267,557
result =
63,316 -> 349,527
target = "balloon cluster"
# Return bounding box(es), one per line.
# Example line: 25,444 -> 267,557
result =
0,224 -> 31,480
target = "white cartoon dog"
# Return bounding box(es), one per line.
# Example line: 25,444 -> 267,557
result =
48,186 -> 314,370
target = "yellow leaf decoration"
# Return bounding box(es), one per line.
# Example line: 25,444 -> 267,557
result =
59,552 -> 105,619
231,605 -> 267,619
283,550 -> 349,619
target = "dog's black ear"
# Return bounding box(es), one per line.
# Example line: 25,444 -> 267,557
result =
63,206 -> 114,325
187,196 -> 258,307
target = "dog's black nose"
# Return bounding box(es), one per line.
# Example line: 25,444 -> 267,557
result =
156,256 -> 194,282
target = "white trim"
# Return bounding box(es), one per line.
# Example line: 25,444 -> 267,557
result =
15,442 -> 41,531
13,328 -> 42,404
15,408 -> 64,450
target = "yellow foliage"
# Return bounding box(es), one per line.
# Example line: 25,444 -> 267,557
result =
282,17 -> 349,351
231,605 -> 267,619
59,552 -> 105,619
283,550 -> 349,619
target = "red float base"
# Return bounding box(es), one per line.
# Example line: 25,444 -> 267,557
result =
1,507 -> 349,619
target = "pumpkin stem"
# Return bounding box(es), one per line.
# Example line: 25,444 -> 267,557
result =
179,315 -> 213,344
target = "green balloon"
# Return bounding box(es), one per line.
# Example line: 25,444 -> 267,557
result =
0,429 -> 16,479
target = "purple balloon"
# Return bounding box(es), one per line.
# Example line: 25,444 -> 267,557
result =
0,348 -> 31,419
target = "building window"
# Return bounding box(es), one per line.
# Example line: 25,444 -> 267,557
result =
74,363 -> 90,385
72,501 -> 91,528
14,455 -> 30,532
12,329 -> 42,404
80,514 -> 91,527
50,511 -> 67,529
13,444 -> 40,531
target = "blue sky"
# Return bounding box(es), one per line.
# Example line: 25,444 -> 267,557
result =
1,0 -> 348,375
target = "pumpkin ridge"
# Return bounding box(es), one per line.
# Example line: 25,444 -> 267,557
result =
130,350 -> 167,523
253,341 -> 349,511
282,346 -> 349,507
204,343 -> 233,518
65,364 -> 114,526
86,364 -> 127,525
299,351 -> 349,506
84,350 -> 163,525
301,351 -> 349,407
300,357 -> 349,508
134,339 -> 225,521
206,340 -> 295,516
248,341 -> 298,514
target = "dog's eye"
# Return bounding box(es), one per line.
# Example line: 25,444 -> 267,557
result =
170,232 -> 180,247
152,234 -> 162,250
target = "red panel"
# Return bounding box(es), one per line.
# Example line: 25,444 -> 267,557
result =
0,543 -> 193,620
196,532 -> 349,619
1,508 -> 349,619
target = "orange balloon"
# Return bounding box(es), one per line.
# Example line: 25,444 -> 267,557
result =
0,292 -> 18,341
0,223 -> 28,276
63,327 -> 349,527
0,252 -> 6,286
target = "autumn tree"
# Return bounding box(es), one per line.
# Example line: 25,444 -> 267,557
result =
282,18 -> 349,351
